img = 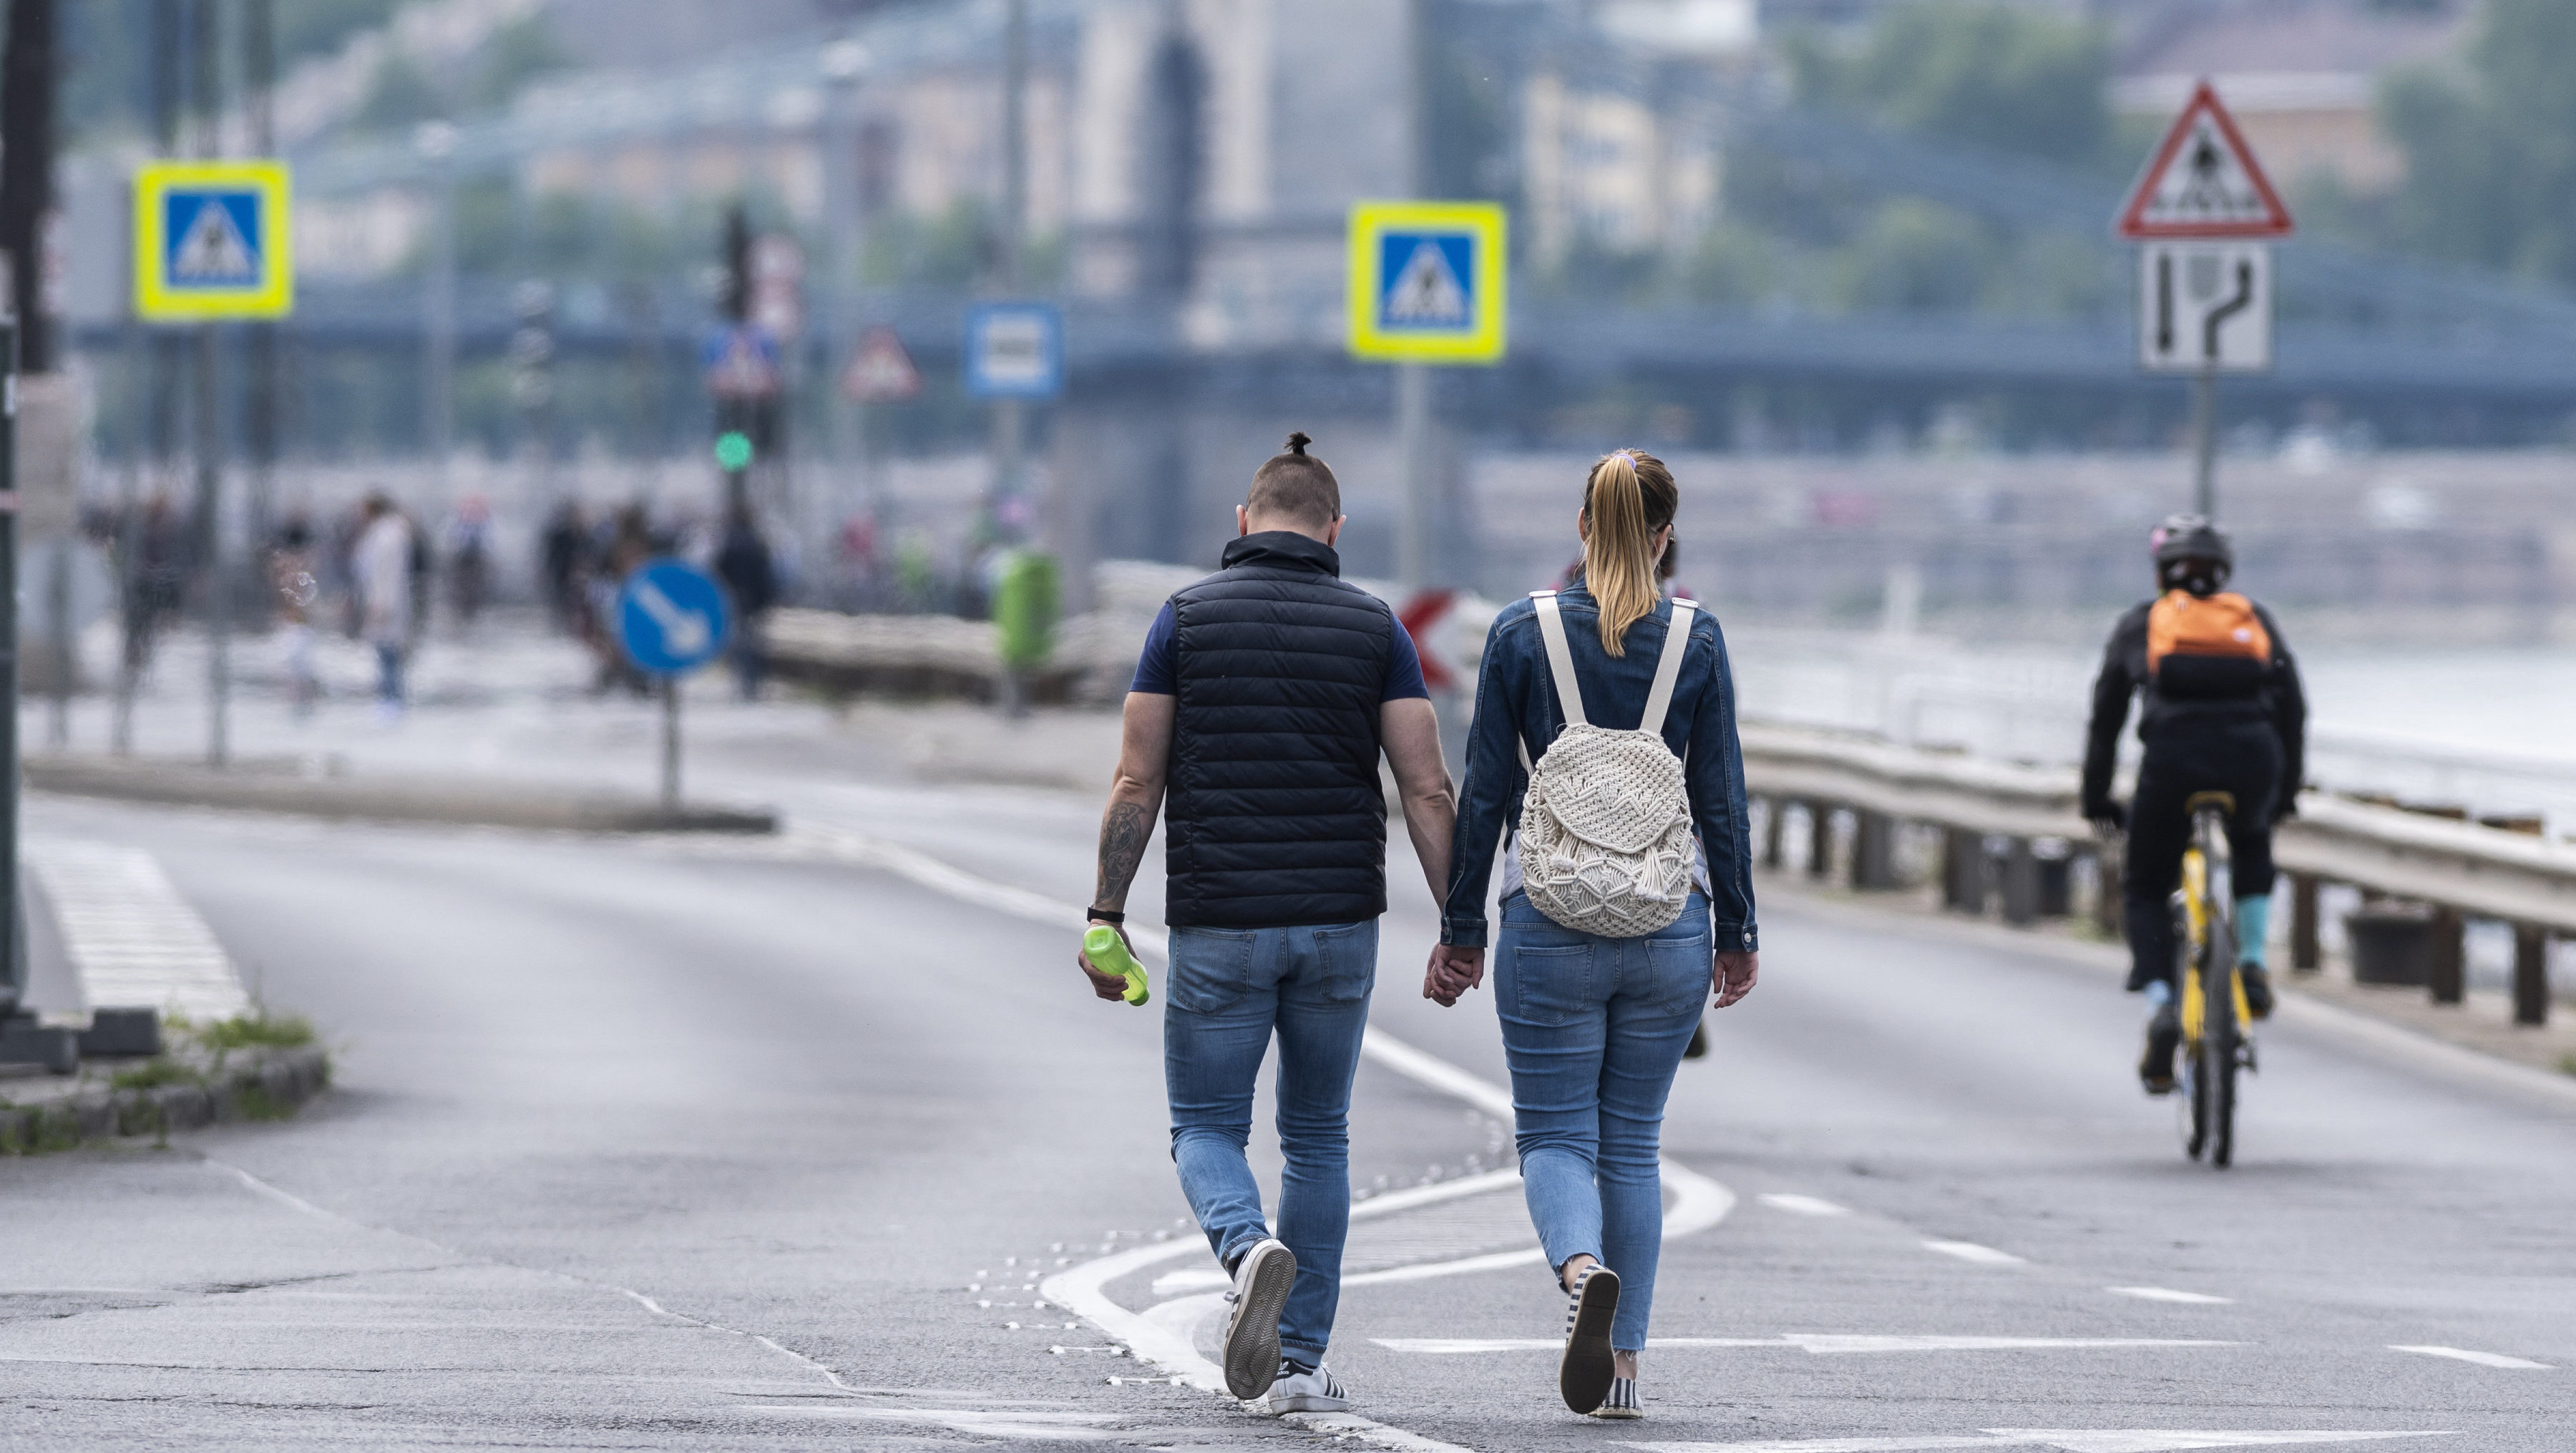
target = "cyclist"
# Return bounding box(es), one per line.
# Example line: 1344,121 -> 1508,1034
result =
2082,515 -> 2306,1095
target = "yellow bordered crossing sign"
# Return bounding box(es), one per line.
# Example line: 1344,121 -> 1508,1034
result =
133,160 -> 293,322
1346,201 -> 1506,364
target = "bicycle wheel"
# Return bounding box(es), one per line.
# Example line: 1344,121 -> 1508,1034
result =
2181,1050 -> 2208,1160
2198,808 -> 2240,1169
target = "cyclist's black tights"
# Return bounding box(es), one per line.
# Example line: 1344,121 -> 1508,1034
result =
2123,720 -> 2282,992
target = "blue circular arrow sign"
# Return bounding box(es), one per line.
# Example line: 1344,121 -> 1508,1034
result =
617,558 -> 733,675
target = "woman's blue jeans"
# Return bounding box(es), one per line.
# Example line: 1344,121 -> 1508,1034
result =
1496,891 -> 1709,1351
1164,919 -> 1377,1366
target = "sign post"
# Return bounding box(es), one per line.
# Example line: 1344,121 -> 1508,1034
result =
1345,201 -> 1507,589
132,160 -> 293,768
616,559 -> 733,812
841,324 -> 922,546
2117,81 -> 2292,519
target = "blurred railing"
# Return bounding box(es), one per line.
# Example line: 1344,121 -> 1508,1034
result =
1740,722 -> 2571,1026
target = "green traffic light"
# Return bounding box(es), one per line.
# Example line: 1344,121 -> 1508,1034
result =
714,431 -> 754,471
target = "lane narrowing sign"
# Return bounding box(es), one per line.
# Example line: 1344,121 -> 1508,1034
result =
133,160 -> 293,321
1346,201 -> 1507,364
618,559 -> 732,675
2139,241 -> 2271,373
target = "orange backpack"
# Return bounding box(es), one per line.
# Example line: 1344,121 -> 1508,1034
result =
2147,590 -> 2271,697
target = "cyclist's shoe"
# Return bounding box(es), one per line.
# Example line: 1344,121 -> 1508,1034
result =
2139,1001 -> 2181,1096
2242,963 -> 2275,1020
1221,1239 -> 1296,1400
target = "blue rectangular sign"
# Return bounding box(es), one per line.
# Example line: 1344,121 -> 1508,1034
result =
965,303 -> 1064,401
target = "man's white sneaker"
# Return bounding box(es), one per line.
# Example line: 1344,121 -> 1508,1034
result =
1220,1238 -> 1296,1400
1253,1362 -> 1350,1415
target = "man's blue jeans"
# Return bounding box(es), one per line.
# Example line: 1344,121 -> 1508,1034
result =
1164,919 -> 1377,1367
1495,891 -> 1709,1352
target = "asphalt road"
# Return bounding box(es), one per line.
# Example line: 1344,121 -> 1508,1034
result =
6,723 -> 2572,1451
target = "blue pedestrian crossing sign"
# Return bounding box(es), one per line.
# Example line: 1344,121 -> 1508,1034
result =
1347,201 -> 1507,364
133,160 -> 293,322
618,559 -> 733,676
965,302 -> 1065,400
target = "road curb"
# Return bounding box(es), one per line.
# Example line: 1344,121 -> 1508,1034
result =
26,755 -> 778,835
0,1045 -> 331,1154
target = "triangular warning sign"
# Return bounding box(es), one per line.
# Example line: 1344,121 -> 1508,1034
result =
2117,81 -> 2294,239
704,328 -> 781,400
172,197 -> 259,281
841,326 -> 923,403
1386,240 -> 1469,324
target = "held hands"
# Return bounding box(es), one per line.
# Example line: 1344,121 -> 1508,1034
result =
1078,921 -> 1136,1002
1423,944 -> 1485,1007
1714,950 -> 1758,1009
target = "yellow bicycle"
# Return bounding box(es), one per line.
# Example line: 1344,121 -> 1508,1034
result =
2176,791 -> 2256,1168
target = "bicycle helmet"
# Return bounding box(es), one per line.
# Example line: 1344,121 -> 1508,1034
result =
2149,513 -> 2232,595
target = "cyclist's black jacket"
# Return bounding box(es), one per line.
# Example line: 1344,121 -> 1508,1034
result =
2079,596 -> 2307,821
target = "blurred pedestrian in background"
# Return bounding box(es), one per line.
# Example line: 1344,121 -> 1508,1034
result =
1430,449 -> 1757,1423
714,503 -> 779,701
353,493 -> 416,722
447,494 -> 494,634
541,501 -> 589,633
271,513 -> 323,718
126,494 -> 187,676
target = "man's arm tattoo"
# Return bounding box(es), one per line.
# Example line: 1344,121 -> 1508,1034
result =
1096,801 -> 1153,906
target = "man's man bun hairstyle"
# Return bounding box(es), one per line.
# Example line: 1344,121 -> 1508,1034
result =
1248,429 -> 1341,530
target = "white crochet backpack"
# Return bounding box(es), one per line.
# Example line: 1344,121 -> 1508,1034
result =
1515,590 -> 1699,938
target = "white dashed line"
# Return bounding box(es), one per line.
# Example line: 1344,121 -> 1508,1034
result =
1759,1193 -> 1852,1217
1922,1239 -> 2026,1266
2109,1286 -> 2234,1305
2390,1344 -> 2553,1370
1375,1335 -> 2239,1356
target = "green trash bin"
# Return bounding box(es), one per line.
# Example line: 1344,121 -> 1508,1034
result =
992,552 -> 1059,707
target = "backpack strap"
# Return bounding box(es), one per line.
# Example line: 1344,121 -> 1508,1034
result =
1529,591 -> 1589,728
1639,599 -> 1696,737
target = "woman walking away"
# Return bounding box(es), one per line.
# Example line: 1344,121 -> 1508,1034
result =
1425,449 -> 1758,1421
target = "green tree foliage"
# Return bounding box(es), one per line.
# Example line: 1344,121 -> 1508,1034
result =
1786,1 -> 2114,170
467,14 -> 572,112
1830,200 -> 1994,311
2379,0 -> 2576,285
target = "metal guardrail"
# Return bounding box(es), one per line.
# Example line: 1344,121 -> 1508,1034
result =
1739,722 -> 2569,1024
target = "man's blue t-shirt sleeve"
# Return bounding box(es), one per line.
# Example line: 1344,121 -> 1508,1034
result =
1130,602 -> 1179,695
1383,619 -> 1430,703
1131,600 -> 1430,701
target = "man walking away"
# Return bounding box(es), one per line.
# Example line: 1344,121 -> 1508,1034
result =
352,493 -> 415,723
1080,432 -> 1457,1414
714,503 -> 780,700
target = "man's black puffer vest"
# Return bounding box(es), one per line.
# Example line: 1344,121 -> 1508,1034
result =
1163,532 -> 1393,929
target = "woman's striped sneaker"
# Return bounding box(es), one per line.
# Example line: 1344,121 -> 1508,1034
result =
1589,1376 -> 1641,1419
1558,1264 -> 1621,1414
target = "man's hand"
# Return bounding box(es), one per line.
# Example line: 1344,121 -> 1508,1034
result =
1077,921 -> 1136,1002
2087,799 -> 2126,836
1713,951 -> 1758,1009
1423,944 -> 1485,1007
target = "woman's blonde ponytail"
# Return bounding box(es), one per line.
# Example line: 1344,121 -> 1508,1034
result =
1580,449 -> 1679,655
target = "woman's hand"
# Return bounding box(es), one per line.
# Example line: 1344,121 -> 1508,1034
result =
1423,944 -> 1487,1007
1713,951 -> 1758,1009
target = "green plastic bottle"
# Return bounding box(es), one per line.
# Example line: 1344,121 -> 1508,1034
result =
1083,925 -> 1151,1007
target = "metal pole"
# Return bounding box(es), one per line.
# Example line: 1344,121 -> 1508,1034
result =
245,0 -> 277,559
46,538 -> 69,747
425,150 -> 457,490
0,316 -> 22,1012
988,0 -> 1028,521
660,673 -> 681,811
2191,364 -> 2218,517
197,323 -> 227,768
1397,362 -> 1431,588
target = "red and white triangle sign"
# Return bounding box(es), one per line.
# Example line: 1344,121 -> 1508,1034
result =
841,325 -> 923,403
2117,80 -> 2294,240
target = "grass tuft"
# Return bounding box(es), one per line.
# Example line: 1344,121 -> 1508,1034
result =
187,1012 -> 317,1053
110,1059 -> 200,1092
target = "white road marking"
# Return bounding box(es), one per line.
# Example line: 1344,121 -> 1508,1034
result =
1375,1336 -> 2238,1356
1923,1239 -> 2027,1266
2110,1287 -> 2234,1305
2389,1344 -> 2552,1369
742,1405 -> 1122,1440
1760,1193 -> 1852,1217
1620,1432 -> 2449,1452
29,838 -> 250,1022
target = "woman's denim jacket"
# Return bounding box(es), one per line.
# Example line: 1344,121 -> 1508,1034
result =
1439,585 -> 1757,954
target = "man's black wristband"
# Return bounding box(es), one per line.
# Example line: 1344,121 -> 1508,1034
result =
1086,907 -> 1126,924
